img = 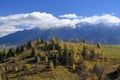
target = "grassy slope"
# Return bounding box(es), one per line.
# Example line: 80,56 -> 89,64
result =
73,43 -> 120,58
0,43 -> 120,80
27,66 -> 81,80
0,43 -> 82,80
103,45 -> 120,58
8,66 -> 81,80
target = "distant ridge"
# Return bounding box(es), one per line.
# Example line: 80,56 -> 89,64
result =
0,23 -> 120,45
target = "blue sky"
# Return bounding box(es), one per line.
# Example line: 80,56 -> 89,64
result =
0,0 -> 120,17
0,0 -> 120,37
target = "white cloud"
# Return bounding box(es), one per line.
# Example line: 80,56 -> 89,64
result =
80,14 -> 120,24
0,12 -> 81,37
59,14 -> 78,19
0,25 -> 21,37
0,12 -> 80,29
0,12 -> 120,37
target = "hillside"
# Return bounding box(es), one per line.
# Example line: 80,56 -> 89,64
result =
103,46 -> 120,58
0,37 -> 120,80
1,23 -> 120,45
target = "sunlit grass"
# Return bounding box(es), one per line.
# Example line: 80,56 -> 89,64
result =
103,46 -> 120,58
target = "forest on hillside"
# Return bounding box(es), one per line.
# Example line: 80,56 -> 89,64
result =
0,37 -> 120,80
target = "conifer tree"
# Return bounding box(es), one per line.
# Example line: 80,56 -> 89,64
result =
52,38 -> 56,50
37,38 -> 42,44
78,60 -> 86,74
16,46 -> 21,55
27,40 -> 35,49
63,45 -> 69,66
7,48 -> 15,57
45,56 -> 48,63
53,54 -> 59,66
35,63 -> 40,73
41,38 -> 44,43
72,63 -> 76,71
31,48 -> 38,57
12,65 -> 19,72
22,65 -> 28,75
21,44 -> 27,51
58,48 -> 63,65
45,41 -> 49,50
82,46 -> 90,60
97,43 -> 102,49
3,49 -> 6,58
93,64 -> 105,80
49,61 -> 54,71
92,48 -> 98,60
35,55 -> 40,63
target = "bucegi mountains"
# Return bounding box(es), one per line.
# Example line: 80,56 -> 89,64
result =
0,12 -> 120,45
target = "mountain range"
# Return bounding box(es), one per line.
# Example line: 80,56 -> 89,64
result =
0,23 -> 120,45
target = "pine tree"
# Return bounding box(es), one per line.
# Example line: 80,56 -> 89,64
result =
49,61 -> 54,71
82,46 -> 91,60
76,38 -> 79,43
45,56 -> 48,62
27,40 -> 35,49
45,41 -> 49,50
92,48 -> 98,60
37,38 -> 42,44
54,54 -> 58,66
72,63 -> 76,71
63,45 -> 69,66
13,65 -> 19,72
35,63 -> 40,73
7,48 -> 15,57
97,43 -> 102,49
78,60 -> 86,74
31,48 -> 38,57
16,46 -> 21,55
35,55 -> 40,63
3,49 -> 6,58
0,54 -> 4,62
58,48 -> 63,65
93,64 -> 105,80
41,38 -> 44,43
21,44 -> 27,51
73,52 -> 78,63
51,37 -> 56,50
81,40 -> 86,43
22,65 -> 28,75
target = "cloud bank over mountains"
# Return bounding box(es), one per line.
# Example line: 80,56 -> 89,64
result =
0,12 -> 120,37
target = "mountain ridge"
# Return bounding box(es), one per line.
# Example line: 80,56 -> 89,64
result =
0,23 -> 120,45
